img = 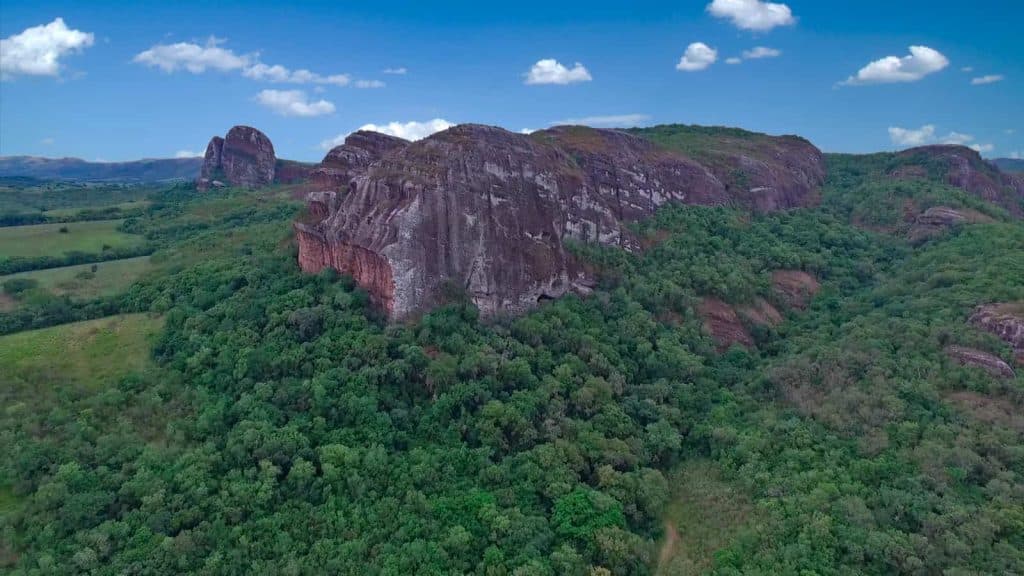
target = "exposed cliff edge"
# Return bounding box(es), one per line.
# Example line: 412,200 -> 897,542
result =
895,145 -> 1024,217
296,123 -> 827,319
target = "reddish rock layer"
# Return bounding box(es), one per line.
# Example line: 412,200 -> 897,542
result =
309,131 -> 410,192
198,126 -> 276,190
296,225 -> 395,312
771,270 -> 821,310
298,124 -> 826,319
699,298 -> 754,350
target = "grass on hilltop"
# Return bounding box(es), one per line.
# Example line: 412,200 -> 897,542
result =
0,256 -> 153,306
0,313 -> 163,395
0,219 -> 143,259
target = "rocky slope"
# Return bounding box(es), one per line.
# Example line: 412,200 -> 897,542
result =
296,123 -> 827,319
198,126 -> 277,190
308,131 -> 410,191
895,145 -> 1024,216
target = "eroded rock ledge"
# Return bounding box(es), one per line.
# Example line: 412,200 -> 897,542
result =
297,124 -> 826,319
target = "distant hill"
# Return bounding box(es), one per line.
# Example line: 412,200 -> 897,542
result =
0,155 -> 203,182
992,158 -> 1024,173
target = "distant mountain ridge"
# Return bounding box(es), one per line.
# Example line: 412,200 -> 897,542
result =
0,155 -> 203,182
993,158 -> 1024,174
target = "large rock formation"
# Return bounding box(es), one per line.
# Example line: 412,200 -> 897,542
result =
308,131 -> 410,191
896,146 -> 1024,217
296,124 -> 826,319
198,126 -> 276,190
970,303 -> 1024,364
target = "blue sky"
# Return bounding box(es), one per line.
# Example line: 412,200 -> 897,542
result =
1,0 -> 1021,162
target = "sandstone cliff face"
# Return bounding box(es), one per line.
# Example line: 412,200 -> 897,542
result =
627,126 -> 825,212
297,124 -> 826,319
897,146 -> 1024,217
309,131 -> 410,192
198,126 -> 276,190
274,160 -> 317,184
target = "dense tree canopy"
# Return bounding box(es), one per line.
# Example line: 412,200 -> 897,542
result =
1,152 -> 1022,574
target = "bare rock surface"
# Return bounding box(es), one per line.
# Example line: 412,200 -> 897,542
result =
771,270 -> 821,310
908,206 -> 993,242
198,126 -> 276,190
699,298 -> 754,350
970,303 -> 1024,364
945,345 -> 1015,378
897,145 -> 1024,217
309,131 -> 410,192
297,124 -> 827,319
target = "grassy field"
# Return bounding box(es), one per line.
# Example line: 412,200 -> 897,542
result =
0,313 -> 163,395
0,256 -> 153,304
42,199 -> 151,218
0,219 -> 143,259
656,462 -> 760,575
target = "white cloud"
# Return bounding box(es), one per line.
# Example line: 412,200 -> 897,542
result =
354,79 -> 385,88
971,74 -> 1004,85
1,18 -> 94,78
134,38 -> 374,89
961,66 -> 974,73
727,46 -> 782,65
1008,151 -> 1021,159
742,46 -> 782,59
40,137 -> 55,146
520,128 -> 536,134
676,42 -> 717,71
842,45 -> 948,86
524,59 -> 592,85
888,124 -> 994,154
1005,129 -> 1016,135
320,118 -> 455,149
174,150 -> 202,158
383,67 -> 407,75
889,125 -> 936,147
242,62 -> 351,86
706,0 -> 795,31
553,114 -> 650,127
134,36 -> 250,73
255,89 -> 335,117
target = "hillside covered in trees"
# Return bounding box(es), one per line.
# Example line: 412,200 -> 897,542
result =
1,127 -> 1022,575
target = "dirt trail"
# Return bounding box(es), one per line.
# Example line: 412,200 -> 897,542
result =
657,519 -> 680,572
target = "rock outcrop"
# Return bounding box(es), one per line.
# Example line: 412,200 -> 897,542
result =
309,131 -> 410,192
896,146 -> 1024,217
198,126 -> 276,190
908,206 -> 993,242
297,124 -> 826,319
970,303 -> 1024,364
699,298 -> 754,350
771,270 -> 821,310
944,345 -> 1015,379
274,160 -> 317,185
